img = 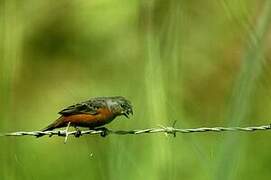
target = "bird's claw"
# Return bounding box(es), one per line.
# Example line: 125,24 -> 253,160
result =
74,127 -> 82,138
94,127 -> 109,137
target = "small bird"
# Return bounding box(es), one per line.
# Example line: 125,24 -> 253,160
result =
37,96 -> 133,137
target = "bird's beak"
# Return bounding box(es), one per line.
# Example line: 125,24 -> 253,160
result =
122,108 -> 133,119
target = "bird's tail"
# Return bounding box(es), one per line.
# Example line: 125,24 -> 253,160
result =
36,116 -> 64,138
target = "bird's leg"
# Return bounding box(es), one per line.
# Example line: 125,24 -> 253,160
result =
74,126 -> 82,138
93,127 -> 109,137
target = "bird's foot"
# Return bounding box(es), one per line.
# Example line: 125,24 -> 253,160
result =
94,127 -> 109,137
74,127 -> 82,138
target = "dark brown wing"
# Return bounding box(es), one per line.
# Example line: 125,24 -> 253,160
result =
58,100 -> 104,116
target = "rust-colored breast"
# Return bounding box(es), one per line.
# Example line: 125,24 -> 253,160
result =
62,107 -> 115,128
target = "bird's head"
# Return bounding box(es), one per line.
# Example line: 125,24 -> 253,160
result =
107,96 -> 133,118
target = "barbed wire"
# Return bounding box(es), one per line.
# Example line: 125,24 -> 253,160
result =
1,123 -> 271,143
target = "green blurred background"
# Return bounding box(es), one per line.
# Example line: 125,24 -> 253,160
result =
1,0 -> 271,179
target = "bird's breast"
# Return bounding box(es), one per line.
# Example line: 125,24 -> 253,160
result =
62,107 -> 115,127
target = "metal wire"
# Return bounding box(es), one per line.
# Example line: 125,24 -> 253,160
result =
1,124 -> 271,139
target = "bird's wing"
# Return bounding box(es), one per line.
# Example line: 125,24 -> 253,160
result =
58,100 -> 103,116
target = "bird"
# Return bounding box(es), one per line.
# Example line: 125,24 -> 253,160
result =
37,96 -> 133,137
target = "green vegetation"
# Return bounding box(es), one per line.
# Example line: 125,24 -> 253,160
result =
1,0 -> 271,179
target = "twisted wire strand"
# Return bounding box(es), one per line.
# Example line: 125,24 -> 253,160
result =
1,124 -> 271,138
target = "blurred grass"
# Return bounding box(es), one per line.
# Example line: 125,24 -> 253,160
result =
214,1 -> 271,180
1,1 -> 24,179
1,0 -> 271,180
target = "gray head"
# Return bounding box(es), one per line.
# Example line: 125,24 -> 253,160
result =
106,96 -> 133,118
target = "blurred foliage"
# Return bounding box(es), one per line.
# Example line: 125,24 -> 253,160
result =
1,0 -> 271,180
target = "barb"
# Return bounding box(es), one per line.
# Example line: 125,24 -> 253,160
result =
64,122 -> 71,144
1,124 -> 271,138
